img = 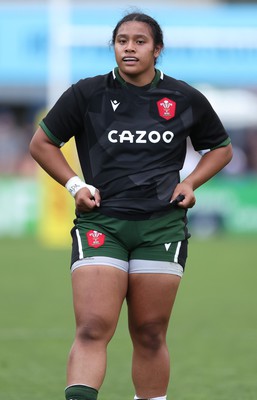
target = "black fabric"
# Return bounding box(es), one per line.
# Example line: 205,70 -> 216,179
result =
42,69 -> 230,219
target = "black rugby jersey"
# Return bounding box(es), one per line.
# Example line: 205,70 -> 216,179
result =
40,68 -> 230,220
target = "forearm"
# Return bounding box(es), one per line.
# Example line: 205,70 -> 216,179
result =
30,127 -> 101,210
171,144 -> 233,208
182,144 -> 233,190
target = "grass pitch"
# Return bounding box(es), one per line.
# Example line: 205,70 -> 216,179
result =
1,235 -> 256,400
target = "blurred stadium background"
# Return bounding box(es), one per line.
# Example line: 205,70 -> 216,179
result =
1,0 -> 257,243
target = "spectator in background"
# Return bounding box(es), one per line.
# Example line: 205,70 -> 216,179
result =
0,108 -> 36,176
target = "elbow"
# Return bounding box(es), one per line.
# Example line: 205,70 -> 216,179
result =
29,134 -> 45,163
29,137 -> 38,161
225,143 -> 233,166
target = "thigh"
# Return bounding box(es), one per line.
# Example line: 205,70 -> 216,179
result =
70,211 -> 130,271
72,265 -> 128,335
127,273 -> 181,333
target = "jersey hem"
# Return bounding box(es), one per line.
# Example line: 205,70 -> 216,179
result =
211,137 -> 231,150
97,206 -> 186,221
39,120 -> 65,147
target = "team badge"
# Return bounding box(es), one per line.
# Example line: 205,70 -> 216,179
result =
157,98 -> 176,120
86,230 -> 106,248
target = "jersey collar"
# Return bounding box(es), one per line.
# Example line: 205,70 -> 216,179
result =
112,67 -> 163,89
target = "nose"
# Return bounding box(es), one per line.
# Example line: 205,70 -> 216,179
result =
125,40 -> 135,52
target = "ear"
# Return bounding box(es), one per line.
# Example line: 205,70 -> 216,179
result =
154,44 -> 162,58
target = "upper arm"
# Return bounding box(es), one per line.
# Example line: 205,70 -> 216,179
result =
29,126 -> 59,158
211,142 -> 233,163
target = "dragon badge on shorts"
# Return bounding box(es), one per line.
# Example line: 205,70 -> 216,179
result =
157,97 -> 176,120
86,230 -> 106,248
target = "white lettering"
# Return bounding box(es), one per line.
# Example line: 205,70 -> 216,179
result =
119,130 -> 134,143
107,130 -> 175,144
148,131 -> 161,143
108,130 -> 118,143
135,131 -> 147,143
163,131 -> 174,143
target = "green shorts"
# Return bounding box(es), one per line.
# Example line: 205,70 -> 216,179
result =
70,210 -> 189,276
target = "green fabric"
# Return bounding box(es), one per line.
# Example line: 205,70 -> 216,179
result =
39,120 -> 64,147
211,137 -> 231,150
114,66 -> 161,88
65,384 -> 98,400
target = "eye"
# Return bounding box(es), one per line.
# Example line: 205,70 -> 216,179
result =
136,39 -> 145,45
118,38 -> 127,45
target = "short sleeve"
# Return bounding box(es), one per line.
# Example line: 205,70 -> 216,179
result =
190,89 -> 231,153
40,84 -> 84,147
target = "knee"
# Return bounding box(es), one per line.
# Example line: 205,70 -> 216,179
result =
76,314 -> 111,343
131,320 -> 166,352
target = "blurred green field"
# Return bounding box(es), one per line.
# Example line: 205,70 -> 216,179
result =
1,235 -> 257,400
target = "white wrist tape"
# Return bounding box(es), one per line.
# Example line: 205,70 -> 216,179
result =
65,176 -> 96,198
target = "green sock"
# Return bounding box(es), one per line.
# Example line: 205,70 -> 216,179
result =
65,384 -> 98,400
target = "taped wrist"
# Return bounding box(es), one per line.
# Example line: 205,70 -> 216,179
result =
65,176 -> 96,198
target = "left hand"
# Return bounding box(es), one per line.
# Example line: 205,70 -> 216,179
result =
170,182 -> 196,208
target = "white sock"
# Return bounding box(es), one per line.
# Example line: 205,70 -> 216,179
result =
134,396 -> 167,400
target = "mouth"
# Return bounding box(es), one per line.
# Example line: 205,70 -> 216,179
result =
122,57 -> 139,63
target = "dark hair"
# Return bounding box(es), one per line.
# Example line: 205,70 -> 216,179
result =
112,12 -> 164,51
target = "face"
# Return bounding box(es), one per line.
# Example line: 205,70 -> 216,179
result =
114,21 -> 162,86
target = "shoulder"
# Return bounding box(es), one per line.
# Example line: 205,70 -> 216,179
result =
162,74 -> 209,103
161,74 -> 221,123
73,72 -> 112,92
69,71 -> 114,104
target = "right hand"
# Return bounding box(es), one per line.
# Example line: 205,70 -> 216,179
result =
75,187 -> 101,213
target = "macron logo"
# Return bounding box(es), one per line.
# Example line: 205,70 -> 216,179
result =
110,99 -> 120,111
165,243 -> 171,251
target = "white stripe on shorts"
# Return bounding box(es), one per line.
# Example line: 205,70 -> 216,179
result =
174,241 -> 182,263
75,228 -> 84,259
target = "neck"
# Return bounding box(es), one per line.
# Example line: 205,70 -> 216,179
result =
117,68 -> 156,87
